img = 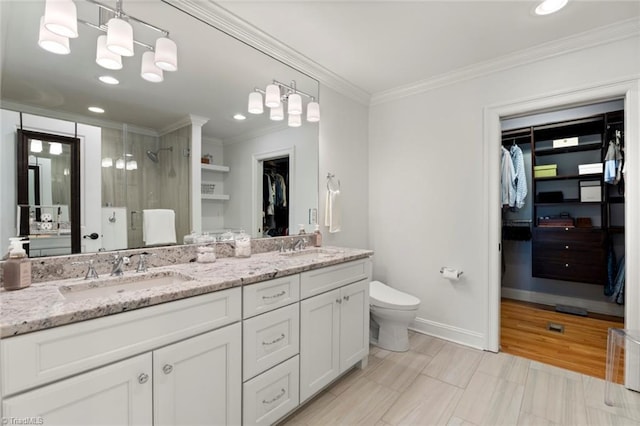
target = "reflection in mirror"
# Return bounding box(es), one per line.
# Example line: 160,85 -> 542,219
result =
17,130 -> 80,256
0,0 -> 319,257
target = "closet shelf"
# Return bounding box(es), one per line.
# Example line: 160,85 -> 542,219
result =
534,142 -> 602,156
201,164 -> 229,172
534,199 -> 603,206
534,173 -> 602,181
202,194 -> 230,201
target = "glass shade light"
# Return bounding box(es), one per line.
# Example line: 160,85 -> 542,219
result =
96,35 -> 123,70
43,0 -> 78,38
101,157 -> 113,168
38,16 -> 70,55
30,140 -> 43,153
287,93 -> 302,115
265,84 -> 281,108
535,0 -> 568,15
306,101 -> 320,122
106,18 -> 134,57
49,142 -> 63,155
141,51 -> 163,83
154,37 -> 178,72
270,103 -> 284,121
248,92 -> 264,114
288,114 -> 302,128
115,158 -> 125,169
126,160 -> 138,170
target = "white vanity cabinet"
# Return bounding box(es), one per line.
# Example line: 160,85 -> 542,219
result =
242,275 -> 301,426
299,260 -> 370,403
1,288 -> 242,426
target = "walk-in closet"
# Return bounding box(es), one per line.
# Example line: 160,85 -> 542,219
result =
262,157 -> 290,237
499,100 -> 626,378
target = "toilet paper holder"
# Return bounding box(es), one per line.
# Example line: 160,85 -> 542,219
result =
440,267 -> 463,278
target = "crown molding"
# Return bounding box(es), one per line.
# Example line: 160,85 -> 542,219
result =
371,17 -> 640,106
163,0 -> 371,106
1,100 -> 159,136
158,114 -> 210,135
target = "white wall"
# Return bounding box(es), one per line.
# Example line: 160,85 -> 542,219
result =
368,35 -> 640,348
0,110 -> 20,252
318,86 -> 370,249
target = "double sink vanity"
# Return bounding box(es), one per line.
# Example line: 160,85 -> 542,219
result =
0,241 -> 373,425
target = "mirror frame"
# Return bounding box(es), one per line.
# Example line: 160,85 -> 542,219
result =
17,129 -> 81,254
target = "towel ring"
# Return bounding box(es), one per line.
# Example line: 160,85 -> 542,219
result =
327,173 -> 340,191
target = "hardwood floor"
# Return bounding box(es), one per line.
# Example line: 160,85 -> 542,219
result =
500,298 -> 624,380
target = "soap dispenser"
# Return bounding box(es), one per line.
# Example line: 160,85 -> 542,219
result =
3,238 -> 32,290
313,224 -> 323,247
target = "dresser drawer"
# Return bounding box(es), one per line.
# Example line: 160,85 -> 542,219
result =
243,355 -> 299,426
243,275 -> 300,319
300,259 -> 370,299
532,259 -> 606,284
532,242 -> 605,264
1,288 -> 241,397
243,303 -> 299,380
532,228 -> 605,244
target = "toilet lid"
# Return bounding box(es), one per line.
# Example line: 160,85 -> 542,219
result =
369,280 -> 420,310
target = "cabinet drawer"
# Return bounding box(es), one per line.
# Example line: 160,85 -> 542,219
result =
532,228 -> 605,244
1,288 -> 241,397
243,355 -> 299,426
532,259 -> 606,284
243,303 -> 299,380
243,275 -> 300,319
300,259 -> 370,299
532,242 -> 605,264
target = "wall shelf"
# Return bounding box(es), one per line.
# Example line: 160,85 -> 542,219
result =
201,164 -> 229,172
534,173 -> 602,181
534,142 -> 602,156
202,194 -> 230,201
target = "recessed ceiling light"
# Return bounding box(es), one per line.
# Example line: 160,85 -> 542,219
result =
535,0 -> 568,15
98,75 -> 119,85
233,113 -> 247,121
88,106 -> 105,113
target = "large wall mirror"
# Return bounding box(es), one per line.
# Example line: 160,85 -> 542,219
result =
0,0 -> 319,257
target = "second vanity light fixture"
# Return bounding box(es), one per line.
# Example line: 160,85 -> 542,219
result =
38,0 -> 178,83
248,80 -> 320,127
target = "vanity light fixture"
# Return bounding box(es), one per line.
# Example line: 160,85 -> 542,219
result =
233,114 -> 247,121
39,0 -> 178,83
38,16 -> 71,55
535,0 -> 568,15
98,75 -> 119,85
30,140 -> 43,153
101,157 -> 113,167
88,106 -> 105,113
49,142 -> 63,155
248,79 -> 320,127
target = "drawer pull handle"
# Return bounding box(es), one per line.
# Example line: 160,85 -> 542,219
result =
336,298 -> 342,304
565,245 -> 569,249
343,295 -> 350,302
565,264 -> 569,268
162,364 -> 173,375
138,373 -> 149,384
263,388 -> 286,405
262,291 -> 286,300
263,333 -> 286,346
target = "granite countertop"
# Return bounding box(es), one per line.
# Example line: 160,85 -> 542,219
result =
0,246 -> 373,338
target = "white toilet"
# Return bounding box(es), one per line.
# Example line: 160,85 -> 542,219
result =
369,280 -> 420,352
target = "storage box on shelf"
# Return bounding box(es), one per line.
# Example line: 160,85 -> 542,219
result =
534,164 -> 557,178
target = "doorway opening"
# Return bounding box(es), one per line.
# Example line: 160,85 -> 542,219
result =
260,156 -> 290,237
498,100 -> 626,379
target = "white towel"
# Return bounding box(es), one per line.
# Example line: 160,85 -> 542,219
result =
325,189 -> 341,233
143,209 -> 177,246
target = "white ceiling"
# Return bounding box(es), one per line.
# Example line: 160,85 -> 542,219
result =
218,0 -> 640,95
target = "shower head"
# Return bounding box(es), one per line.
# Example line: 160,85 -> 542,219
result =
146,146 -> 173,163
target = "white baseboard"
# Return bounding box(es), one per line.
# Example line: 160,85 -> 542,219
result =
502,287 -> 625,317
410,317 -> 486,351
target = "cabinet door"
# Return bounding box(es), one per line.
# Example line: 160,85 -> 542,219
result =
154,323 -> 241,426
2,353 -> 152,426
339,279 -> 369,372
299,288 -> 340,403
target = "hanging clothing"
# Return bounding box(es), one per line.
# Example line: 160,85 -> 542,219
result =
274,173 -> 287,207
500,147 -> 515,207
263,173 -> 275,215
604,135 -> 623,184
510,145 -> 527,209
609,255 -> 625,305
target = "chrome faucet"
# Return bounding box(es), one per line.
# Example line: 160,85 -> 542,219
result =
72,259 -> 99,280
293,238 -> 308,251
110,252 -> 130,276
130,252 -> 154,273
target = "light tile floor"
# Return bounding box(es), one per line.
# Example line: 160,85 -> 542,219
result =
280,332 -> 640,425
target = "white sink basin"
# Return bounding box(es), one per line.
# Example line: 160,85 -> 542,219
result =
59,272 -> 191,301
279,248 -> 344,258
